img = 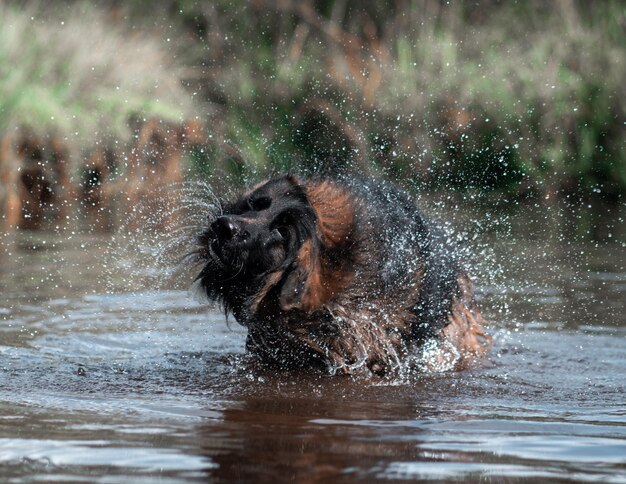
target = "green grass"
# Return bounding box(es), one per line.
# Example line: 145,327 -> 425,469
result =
171,1 -> 624,197
0,2 -> 194,149
2,1 -> 624,199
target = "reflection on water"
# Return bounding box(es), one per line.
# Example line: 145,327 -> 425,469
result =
0,201 -> 625,482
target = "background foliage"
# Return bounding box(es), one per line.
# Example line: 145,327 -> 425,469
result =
1,0 -> 624,199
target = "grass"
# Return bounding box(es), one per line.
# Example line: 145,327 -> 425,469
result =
0,2 -> 195,151
172,0 -> 625,198
1,0 -> 624,199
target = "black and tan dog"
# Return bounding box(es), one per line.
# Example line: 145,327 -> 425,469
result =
194,175 -> 491,376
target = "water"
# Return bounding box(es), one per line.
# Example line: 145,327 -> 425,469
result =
1,202 -> 625,483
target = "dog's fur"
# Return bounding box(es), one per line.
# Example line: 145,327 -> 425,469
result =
195,175 -> 491,376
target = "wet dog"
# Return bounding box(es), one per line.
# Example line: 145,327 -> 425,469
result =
194,175 -> 491,376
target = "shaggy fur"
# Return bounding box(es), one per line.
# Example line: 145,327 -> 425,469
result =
195,175 -> 491,376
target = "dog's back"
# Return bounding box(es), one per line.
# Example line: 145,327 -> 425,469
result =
339,179 -> 469,339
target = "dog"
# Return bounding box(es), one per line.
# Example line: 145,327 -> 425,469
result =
194,174 -> 491,376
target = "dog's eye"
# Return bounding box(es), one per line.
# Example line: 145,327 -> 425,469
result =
276,226 -> 290,240
248,196 -> 271,211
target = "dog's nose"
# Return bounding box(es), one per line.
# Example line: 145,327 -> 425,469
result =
211,216 -> 238,242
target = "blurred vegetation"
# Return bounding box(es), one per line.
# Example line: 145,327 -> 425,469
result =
2,0 -> 624,200
0,2 -> 194,148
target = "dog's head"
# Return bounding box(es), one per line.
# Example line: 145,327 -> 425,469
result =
195,175 -> 356,320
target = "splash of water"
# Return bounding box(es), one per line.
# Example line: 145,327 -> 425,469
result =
106,181 -> 221,295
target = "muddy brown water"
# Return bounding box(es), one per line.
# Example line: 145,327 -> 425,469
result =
0,201 -> 625,483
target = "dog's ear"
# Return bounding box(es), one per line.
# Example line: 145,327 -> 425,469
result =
279,240 -> 323,312
279,181 -> 357,312
305,180 -> 354,247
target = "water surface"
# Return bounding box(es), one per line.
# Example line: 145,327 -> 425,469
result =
1,202 -> 625,482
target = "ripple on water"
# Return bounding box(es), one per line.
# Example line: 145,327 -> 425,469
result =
0,437 -> 215,471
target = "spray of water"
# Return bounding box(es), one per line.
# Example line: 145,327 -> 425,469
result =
106,181 -> 221,296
